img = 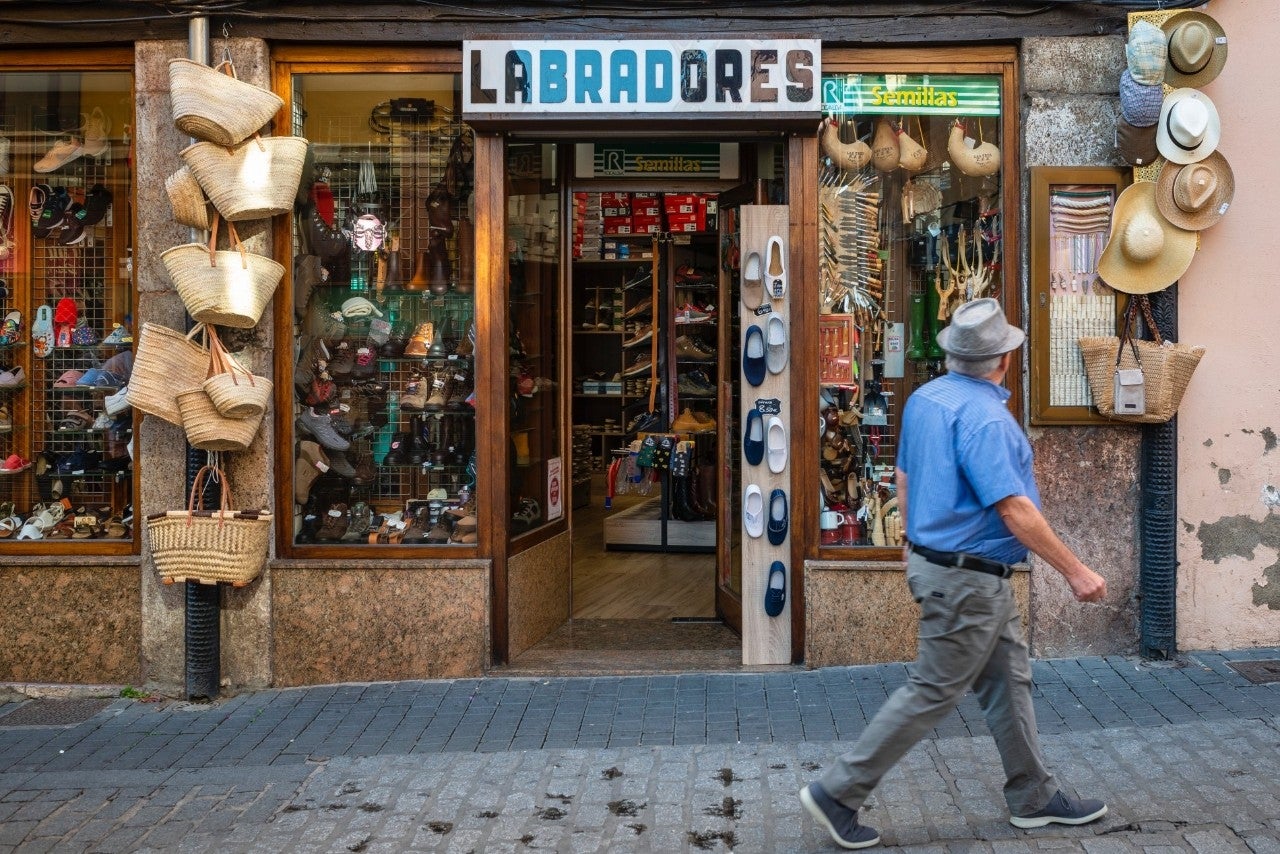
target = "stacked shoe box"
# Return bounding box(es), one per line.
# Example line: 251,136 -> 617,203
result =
601,192 -> 632,235
663,193 -> 718,233
573,192 -> 602,259
631,193 -> 662,235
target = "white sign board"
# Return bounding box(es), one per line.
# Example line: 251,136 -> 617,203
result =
464,39 -> 820,117
546,456 -> 564,522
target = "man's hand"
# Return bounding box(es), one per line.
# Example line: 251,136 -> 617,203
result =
1067,568 -> 1107,603
995,495 -> 1108,605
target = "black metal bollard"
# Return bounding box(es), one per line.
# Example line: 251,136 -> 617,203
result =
1138,286 -> 1178,660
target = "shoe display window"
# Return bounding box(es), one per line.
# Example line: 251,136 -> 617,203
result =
0,60 -> 136,550
816,64 -> 1015,552
287,70 -> 478,549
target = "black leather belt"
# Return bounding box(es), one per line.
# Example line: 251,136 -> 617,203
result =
909,543 -> 1015,579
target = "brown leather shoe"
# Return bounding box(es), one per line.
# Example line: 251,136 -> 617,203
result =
315,502 -> 349,541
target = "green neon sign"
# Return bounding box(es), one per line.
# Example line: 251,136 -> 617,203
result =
821,74 -> 1000,117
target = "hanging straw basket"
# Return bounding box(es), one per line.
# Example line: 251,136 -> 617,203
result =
169,58 -> 285,147
202,325 -> 273,419
165,166 -> 212,230
181,135 -> 308,221
176,386 -> 266,452
147,464 -> 272,586
162,214 -> 283,329
127,322 -> 209,426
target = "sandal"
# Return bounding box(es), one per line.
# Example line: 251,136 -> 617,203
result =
103,516 -> 127,539
0,310 -> 21,345
0,514 -> 23,538
56,410 -> 95,431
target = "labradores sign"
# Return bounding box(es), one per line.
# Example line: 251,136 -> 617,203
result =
463,39 -> 820,117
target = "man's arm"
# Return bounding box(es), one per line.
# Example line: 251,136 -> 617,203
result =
895,467 -> 908,562
995,495 -> 1107,602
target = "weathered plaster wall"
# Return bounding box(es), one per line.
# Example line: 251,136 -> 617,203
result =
1176,3 -> 1280,649
1021,36 -> 1141,656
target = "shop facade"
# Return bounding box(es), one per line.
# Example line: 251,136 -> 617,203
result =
1,2 -> 1274,694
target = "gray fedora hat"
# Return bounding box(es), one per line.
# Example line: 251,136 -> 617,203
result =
937,298 -> 1025,358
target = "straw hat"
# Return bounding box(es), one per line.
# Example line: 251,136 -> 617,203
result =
1116,119 -> 1159,167
936,298 -> 1024,358
1156,88 -> 1221,165
1162,11 -> 1228,88
1156,151 -> 1234,231
1119,70 -> 1163,128
1126,20 -> 1168,85
1097,182 -> 1197,295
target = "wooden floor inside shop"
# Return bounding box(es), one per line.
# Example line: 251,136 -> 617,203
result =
499,476 -> 749,676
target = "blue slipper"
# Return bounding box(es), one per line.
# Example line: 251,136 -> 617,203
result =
767,488 -> 788,545
743,323 -> 766,387
765,561 -> 786,617
743,407 -> 764,466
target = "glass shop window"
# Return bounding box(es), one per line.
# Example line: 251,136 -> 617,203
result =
0,69 -> 135,546
817,72 -> 1005,550
290,73 -> 477,548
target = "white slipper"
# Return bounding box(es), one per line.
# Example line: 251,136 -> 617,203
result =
743,484 -> 764,538
765,235 -> 787,299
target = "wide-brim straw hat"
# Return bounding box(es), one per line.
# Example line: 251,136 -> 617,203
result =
1162,11 -> 1228,88
1157,88 -> 1221,165
936,298 -> 1025,358
1098,182 -> 1197,295
1156,150 -> 1235,231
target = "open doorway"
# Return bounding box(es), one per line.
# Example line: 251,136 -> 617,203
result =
505,139 -> 784,675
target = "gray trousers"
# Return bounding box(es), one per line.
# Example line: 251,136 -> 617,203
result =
819,553 -> 1058,816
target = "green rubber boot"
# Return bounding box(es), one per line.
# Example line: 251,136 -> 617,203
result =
906,292 -> 927,360
924,284 -> 945,360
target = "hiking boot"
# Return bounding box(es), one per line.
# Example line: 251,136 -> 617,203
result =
1010,791 -> 1107,829
328,342 -> 355,382
315,503 -> 349,542
424,370 -> 450,411
296,407 -> 351,451
799,783 -> 880,850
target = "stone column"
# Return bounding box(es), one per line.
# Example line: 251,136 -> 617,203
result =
135,38 -> 275,694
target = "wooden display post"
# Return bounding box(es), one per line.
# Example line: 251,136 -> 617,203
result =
740,205 -> 791,666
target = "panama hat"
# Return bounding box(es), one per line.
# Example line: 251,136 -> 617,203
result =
1097,182 -> 1197,295
1126,20 -> 1167,85
936,298 -> 1024,358
1157,89 -> 1221,165
1155,151 -> 1234,231
1162,11 -> 1228,88
1119,70 -> 1163,128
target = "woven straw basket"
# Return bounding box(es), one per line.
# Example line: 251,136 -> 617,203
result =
165,166 -> 211,230
202,325 -> 272,419
127,322 -> 209,426
162,215 -> 283,329
182,136 -> 308,221
147,465 -> 271,586
1079,336 -> 1205,423
169,58 -> 284,147
176,387 -> 265,452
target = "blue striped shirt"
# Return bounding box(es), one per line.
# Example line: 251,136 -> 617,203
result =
896,372 -> 1039,564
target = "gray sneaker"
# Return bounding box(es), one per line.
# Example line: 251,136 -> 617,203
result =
1010,790 -> 1108,829
799,782 -> 880,849
297,407 -> 351,451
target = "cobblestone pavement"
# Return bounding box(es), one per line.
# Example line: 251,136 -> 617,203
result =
0,648 -> 1277,852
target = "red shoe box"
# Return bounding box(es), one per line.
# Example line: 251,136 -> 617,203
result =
632,193 -> 661,217
666,211 -> 704,232
663,193 -> 700,214
603,215 -> 634,235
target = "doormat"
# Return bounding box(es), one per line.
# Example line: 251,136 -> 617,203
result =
0,698 -> 113,728
1226,659 -> 1280,685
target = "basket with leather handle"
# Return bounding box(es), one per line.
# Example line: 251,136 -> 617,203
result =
168,57 -> 285,147
146,464 -> 272,586
1079,295 -> 1205,423
126,322 -> 209,426
181,134 -> 308,221
161,212 -> 283,329
202,324 -> 273,419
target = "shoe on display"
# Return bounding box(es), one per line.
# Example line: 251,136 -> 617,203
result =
30,305 -> 53,357
671,408 -> 701,433
767,488 -> 789,545
764,561 -> 787,616
623,324 -> 653,347
33,186 -> 70,239
622,266 -> 653,291
404,322 -> 433,357
77,183 -> 113,226
0,404 -> 10,433
82,110 -> 112,158
0,453 -> 31,474
743,484 -> 764,538
622,354 -> 652,377
623,300 -> 652,320
296,407 -> 351,451
692,410 -> 716,430
675,264 -> 713,285
766,313 -> 788,374
34,138 -> 85,174
424,370 -> 450,410
743,408 -> 764,466
675,302 -> 713,324
91,411 -> 112,431
0,310 -> 21,346
326,448 -> 357,479
327,342 -> 355,382
100,322 -> 132,346
675,335 -> 714,361
765,235 -> 787,299
742,324 -> 766,386
57,207 -> 88,246
295,440 -> 328,503
0,365 -> 25,387
741,249 -> 764,310
766,416 -> 788,474
315,502 -> 350,541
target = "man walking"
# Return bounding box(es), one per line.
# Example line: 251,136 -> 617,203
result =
800,298 -> 1109,849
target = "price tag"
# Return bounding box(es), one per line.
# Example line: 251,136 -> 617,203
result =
754,397 -> 782,415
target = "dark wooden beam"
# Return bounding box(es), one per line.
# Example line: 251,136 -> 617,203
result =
0,2 -> 1128,45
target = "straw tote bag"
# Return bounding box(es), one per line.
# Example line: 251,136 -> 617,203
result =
182,135 -> 309,222
1079,295 -> 1205,423
164,166 -> 212,230
127,322 -> 210,426
176,385 -> 266,452
162,213 -> 284,329
147,464 -> 271,587
202,324 -> 272,419
169,58 -> 285,147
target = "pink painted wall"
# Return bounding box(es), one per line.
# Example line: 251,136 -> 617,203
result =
1176,2 -> 1280,648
